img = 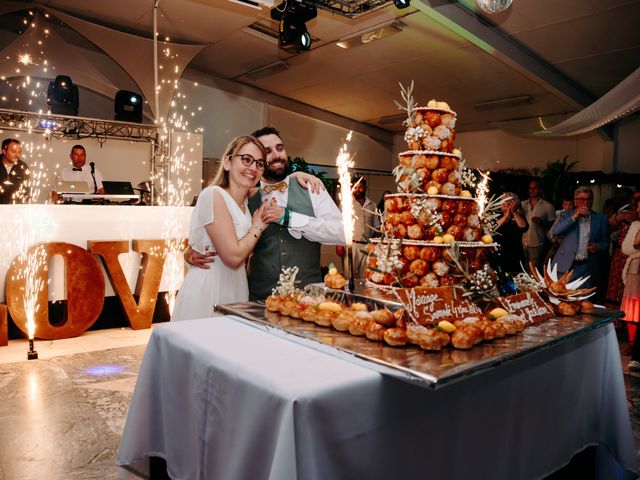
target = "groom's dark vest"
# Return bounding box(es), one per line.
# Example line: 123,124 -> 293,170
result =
248,181 -> 321,300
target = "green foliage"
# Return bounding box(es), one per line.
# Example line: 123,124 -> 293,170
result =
540,155 -> 578,208
289,156 -> 335,190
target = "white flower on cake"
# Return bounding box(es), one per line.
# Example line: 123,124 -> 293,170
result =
272,266 -> 300,298
464,264 -> 496,297
372,240 -> 404,273
411,198 -> 443,230
433,125 -> 452,140
423,136 -> 442,150
404,126 -> 425,144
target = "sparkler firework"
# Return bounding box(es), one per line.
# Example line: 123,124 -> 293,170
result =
336,131 -> 355,291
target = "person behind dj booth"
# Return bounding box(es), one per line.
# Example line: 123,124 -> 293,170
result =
57,145 -> 105,195
0,138 -> 30,204
52,144 -> 105,203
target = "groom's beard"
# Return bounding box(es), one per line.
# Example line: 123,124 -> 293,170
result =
263,163 -> 290,182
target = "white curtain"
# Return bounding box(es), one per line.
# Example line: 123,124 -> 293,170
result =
47,8 -> 206,122
536,66 -> 640,137
0,13 -> 119,102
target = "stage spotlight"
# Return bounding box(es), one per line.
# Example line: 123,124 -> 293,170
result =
114,90 -> 143,123
47,75 -> 79,116
393,0 -> 410,8
271,0 -> 317,53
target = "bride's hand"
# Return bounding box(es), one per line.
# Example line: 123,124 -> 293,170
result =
252,204 -> 270,231
261,198 -> 284,224
290,172 -> 325,194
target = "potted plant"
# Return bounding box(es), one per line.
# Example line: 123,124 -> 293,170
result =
540,155 -> 578,208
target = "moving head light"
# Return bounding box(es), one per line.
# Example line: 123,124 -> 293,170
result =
271,0 -> 317,52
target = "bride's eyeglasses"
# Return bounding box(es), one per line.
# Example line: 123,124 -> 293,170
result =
234,154 -> 265,171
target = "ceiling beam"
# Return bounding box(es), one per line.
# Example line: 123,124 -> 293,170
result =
414,0 -> 597,111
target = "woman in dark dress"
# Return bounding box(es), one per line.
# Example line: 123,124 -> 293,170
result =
494,192 -> 529,274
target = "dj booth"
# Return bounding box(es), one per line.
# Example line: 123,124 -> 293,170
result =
57,180 -> 142,204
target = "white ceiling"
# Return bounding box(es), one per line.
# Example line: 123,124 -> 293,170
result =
5,0 -> 640,133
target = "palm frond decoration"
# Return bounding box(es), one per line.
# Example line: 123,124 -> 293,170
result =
393,81 -> 417,127
480,193 -> 510,236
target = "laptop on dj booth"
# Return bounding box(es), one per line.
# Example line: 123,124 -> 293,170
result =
56,180 -> 91,194
102,181 -> 135,195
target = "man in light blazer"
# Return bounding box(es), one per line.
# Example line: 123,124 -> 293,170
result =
549,186 -> 609,295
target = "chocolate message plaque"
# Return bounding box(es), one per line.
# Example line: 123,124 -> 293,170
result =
498,291 -> 554,324
394,286 -> 482,325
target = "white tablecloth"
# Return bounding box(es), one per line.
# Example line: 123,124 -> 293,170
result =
117,317 -> 638,480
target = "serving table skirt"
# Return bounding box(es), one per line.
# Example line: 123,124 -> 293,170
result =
117,316 -> 637,480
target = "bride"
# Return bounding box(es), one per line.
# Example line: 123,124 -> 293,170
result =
171,135 -> 318,322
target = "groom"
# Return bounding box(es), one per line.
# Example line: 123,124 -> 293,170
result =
189,127 -> 344,300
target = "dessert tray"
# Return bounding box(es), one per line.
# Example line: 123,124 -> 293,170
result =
215,286 -> 621,389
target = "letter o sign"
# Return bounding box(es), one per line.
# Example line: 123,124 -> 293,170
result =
6,242 -> 105,339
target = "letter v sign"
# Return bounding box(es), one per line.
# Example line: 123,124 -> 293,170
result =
89,240 -> 167,330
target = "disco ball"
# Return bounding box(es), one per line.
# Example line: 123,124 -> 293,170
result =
476,0 -> 513,14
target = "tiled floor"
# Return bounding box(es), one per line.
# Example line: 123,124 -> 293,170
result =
0,325 -> 639,479
0,334 -> 149,480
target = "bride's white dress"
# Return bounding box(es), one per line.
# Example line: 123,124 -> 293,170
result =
171,185 -> 251,322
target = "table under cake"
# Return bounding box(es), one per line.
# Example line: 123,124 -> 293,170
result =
117,309 -> 637,480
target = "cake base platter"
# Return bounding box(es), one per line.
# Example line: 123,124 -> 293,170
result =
215,288 -> 622,389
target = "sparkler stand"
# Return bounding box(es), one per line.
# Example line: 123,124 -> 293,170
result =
0,306 -> 7,347
27,338 -> 38,360
346,244 -> 356,293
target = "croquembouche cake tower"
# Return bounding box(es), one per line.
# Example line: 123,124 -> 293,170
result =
365,83 -> 496,289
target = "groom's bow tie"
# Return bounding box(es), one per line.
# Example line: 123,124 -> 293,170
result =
262,181 -> 287,194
